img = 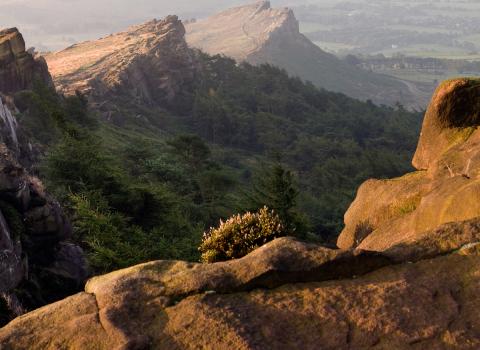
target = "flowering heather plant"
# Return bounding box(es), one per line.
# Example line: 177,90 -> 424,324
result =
199,206 -> 286,263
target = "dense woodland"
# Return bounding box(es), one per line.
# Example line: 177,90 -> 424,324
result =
16,54 -> 422,273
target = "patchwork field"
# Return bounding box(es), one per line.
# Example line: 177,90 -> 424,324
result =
295,0 -> 480,59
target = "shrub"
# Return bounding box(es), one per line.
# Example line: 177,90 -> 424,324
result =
354,220 -> 374,246
199,206 -> 286,263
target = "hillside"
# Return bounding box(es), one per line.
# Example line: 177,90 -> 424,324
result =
185,1 -> 429,109
1,79 -> 480,348
41,17 -> 422,242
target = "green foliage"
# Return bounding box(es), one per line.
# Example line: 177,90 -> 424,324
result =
70,193 -> 201,273
37,51 -> 422,273
44,134 -> 121,195
36,91 -> 209,273
165,53 -> 423,240
63,92 -> 98,129
44,132 -> 208,273
167,134 -> 211,171
14,81 -> 96,144
245,163 -> 309,237
199,206 -> 286,263
14,82 -> 63,144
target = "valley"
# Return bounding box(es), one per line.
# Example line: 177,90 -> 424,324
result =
296,0 -> 480,97
1,1 -> 480,348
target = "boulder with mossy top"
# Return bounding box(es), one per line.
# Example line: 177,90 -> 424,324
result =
338,78 -> 480,251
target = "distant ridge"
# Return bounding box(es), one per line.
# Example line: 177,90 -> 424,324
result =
43,16 -> 196,107
185,1 -> 429,108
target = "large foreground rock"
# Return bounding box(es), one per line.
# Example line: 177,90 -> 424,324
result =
338,78 -> 480,251
1,221 -> 479,349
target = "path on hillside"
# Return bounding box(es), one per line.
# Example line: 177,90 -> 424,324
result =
400,79 -> 434,110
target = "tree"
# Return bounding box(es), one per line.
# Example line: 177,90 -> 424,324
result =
167,134 -> 211,171
246,163 -> 308,237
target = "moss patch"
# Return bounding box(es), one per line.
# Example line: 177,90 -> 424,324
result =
391,194 -> 422,217
437,78 -> 480,129
446,126 -> 477,145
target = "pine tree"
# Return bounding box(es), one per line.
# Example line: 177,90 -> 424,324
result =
247,163 -> 308,237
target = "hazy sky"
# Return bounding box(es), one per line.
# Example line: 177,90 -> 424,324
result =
0,0 -> 305,51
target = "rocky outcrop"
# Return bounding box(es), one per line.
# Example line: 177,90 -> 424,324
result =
0,27 -> 57,163
43,16 -> 196,110
0,27 -> 87,324
0,144 -> 87,321
338,78 -> 480,251
0,28 -> 53,94
186,1 -> 297,62
185,1 -> 426,109
1,223 -> 480,349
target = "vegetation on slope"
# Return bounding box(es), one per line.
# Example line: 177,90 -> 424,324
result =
17,53 -> 422,274
181,54 -> 423,237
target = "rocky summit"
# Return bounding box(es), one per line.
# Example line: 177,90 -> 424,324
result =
185,1 -> 426,109
43,16 -> 196,108
0,28 -> 53,94
1,78 -> 480,348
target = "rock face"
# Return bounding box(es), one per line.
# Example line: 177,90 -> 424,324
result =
337,78 -> 480,251
0,26 -> 87,318
0,144 -> 87,301
0,96 -> 20,154
43,16 -> 196,109
0,208 -> 23,294
185,1 -> 426,109
0,28 -> 53,94
186,1 -> 297,63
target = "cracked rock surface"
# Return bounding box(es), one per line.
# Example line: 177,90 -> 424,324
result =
1,222 -> 479,349
0,28 -> 53,95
